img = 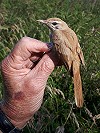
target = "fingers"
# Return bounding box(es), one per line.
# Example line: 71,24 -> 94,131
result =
30,52 -> 44,62
10,37 -> 51,61
37,53 -> 55,76
29,50 -> 59,81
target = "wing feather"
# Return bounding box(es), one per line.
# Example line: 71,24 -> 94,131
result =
62,28 -> 85,66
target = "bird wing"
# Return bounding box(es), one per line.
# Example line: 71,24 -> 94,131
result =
62,29 -> 85,66
52,30 -> 73,70
76,43 -> 85,66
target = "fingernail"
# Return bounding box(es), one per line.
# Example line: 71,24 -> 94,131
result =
46,42 -> 53,50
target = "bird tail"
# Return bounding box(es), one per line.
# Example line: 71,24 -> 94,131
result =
72,61 -> 84,108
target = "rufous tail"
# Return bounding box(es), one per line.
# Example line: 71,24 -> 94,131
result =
72,61 -> 84,108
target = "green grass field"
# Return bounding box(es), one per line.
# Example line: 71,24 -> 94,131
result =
0,0 -> 100,132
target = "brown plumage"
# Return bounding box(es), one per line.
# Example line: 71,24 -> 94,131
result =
37,18 -> 85,107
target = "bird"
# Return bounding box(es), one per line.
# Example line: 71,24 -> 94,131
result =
37,18 -> 85,108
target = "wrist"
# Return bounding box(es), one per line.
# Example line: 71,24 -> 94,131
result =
0,87 -> 44,129
0,109 -> 22,133
0,101 -> 28,129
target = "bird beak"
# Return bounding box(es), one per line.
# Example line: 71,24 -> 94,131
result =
37,20 -> 47,24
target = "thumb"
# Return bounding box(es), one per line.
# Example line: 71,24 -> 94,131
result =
31,53 -> 55,79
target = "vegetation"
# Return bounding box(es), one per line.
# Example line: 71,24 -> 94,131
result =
0,0 -> 100,132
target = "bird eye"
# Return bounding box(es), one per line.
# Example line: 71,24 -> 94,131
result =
52,22 -> 57,25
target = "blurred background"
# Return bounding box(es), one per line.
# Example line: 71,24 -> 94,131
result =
0,0 -> 100,132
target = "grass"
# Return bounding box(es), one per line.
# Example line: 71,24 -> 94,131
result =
0,0 -> 100,132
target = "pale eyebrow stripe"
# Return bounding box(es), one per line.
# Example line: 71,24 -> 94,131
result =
51,21 -> 62,24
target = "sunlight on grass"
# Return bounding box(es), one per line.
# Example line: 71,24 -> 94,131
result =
0,0 -> 100,132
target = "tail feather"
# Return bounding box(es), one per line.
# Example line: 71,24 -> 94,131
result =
72,61 -> 84,107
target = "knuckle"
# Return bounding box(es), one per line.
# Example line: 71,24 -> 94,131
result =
20,36 -> 29,42
19,36 -> 29,46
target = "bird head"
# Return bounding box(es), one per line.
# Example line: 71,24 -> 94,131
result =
37,18 -> 68,31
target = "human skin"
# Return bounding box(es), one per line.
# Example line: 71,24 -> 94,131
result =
0,37 -> 58,129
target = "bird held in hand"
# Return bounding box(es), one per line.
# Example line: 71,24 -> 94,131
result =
37,18 -> 85,108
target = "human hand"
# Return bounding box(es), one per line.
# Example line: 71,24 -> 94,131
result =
0,37 -> 58,129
